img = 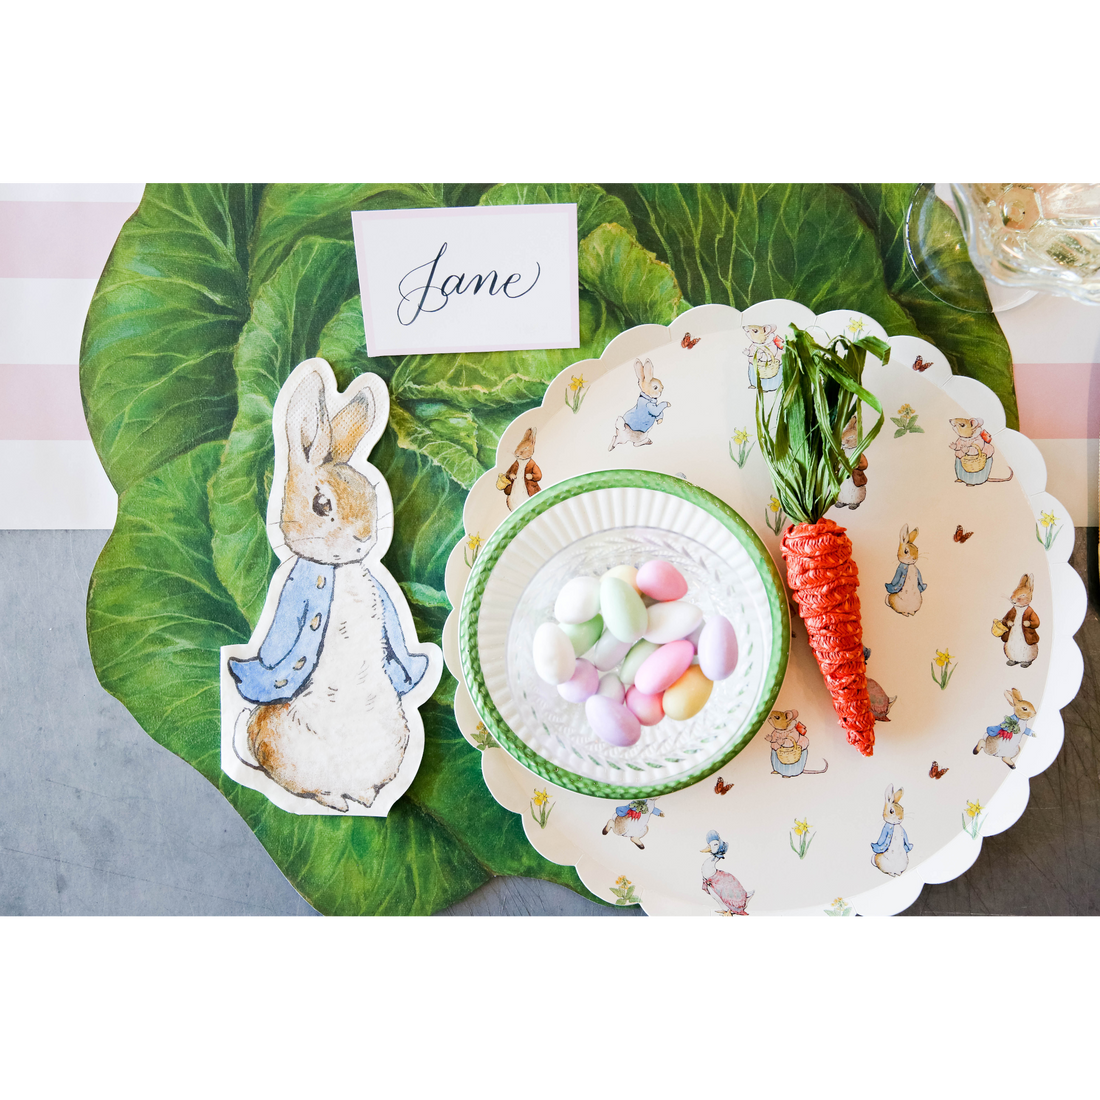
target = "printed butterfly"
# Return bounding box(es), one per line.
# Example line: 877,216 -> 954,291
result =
954,524 -> 974,544
929,761 -> 949,779
912,355 -> 933,372
714,777 -> 734,795
682,332 -> 701,349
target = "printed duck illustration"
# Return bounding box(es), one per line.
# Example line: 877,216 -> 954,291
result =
700,830 -> 753,915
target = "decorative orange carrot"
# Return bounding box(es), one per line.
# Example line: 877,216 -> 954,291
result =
755,324 -> 888,755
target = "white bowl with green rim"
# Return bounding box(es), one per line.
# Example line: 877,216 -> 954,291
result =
458,470 -> 790,799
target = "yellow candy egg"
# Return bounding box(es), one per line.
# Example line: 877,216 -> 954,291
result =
662,665 -> 713,720
602,564 -> 641,593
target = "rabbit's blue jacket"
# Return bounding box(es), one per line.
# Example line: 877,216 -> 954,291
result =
884,563 -> 926,595
228,558 -> 427,704
870,823 -> 912,855
622,393 -> 670,434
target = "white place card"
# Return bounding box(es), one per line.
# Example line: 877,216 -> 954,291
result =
351,204 -> 579,356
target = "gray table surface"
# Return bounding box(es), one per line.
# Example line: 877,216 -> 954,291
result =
2,529 -> 1096,916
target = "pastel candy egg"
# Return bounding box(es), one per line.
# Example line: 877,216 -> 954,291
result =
560,613 -> 604,657
635,639 -> 695,695
533,622 -> 576,685
592,629 -> 633,672
625,686 -> 664,726
554,576 -> 601,624
644,600 -> 703,644
697,615 -> 738,681
636,559 -> 688,602
662,666 -> 713,720
600,576 -> 648,644
618,639 -> 660,686
557,658 -> 598,703
597,672 -> 625,704
585,694 -> 642,747
602,564 -> 641,593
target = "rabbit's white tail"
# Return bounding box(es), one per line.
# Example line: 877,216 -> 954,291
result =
233,707 -> 261,770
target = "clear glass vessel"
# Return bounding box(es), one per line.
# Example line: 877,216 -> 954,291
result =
952,183 -> 1100,307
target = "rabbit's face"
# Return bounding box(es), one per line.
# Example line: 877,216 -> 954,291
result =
284,462 -> 377,565
282,370 -> 379,566
898,525 -> 918,563
1010,573 -> 1034,607
644,376 -> 663,398
884,785 -> 904,822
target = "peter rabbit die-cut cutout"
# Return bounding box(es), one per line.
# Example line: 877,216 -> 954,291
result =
219,359 -> 443,817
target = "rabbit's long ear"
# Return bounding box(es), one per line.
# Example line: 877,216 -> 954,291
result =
641,359 -> 654,383
1025,572 -> 1034,590
894,787 -> 904,803
899,524 -> 909,542
884,783 -> 894,802
633,358 -> 645,384
329,389 -> 376,464
1006,688 -> 1019,705
287,371 -> 332,469
909,527 -> 919,543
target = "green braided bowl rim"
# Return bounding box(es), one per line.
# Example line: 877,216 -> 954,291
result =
458,470 -> 791,799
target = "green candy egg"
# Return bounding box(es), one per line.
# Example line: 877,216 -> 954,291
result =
560,613 -> 604,657
618,638 -> 660,686
600,576 -> 649,644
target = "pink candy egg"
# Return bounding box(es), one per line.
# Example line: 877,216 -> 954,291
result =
557,658 -> 599,703
625,686 -> 664,726
636,559 -> 688,602
585,694 -> 642,747
634,639 -> 695,695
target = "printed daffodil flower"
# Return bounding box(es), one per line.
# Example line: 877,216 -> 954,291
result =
615,875 -> 631,887
732,428 -> 750,445
934,648 -> 954,668
1041,511 -> 1057,528
847,318 -> 865,335
966,799 -> 984,819
769,496 -> 782,513
898,403 -> 915,417
467,533 -> 483,551
793,818 -> 811,836
532,789 -> 550,807
568,374 -> 587,392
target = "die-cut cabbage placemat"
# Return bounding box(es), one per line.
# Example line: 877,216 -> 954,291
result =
80,182 -> 1015,914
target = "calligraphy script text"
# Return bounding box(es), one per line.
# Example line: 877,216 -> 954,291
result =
397,243 -> 541,326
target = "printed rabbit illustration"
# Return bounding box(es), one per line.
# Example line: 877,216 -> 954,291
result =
834,415 -> 868,510
870,784 -> 912,876
497,426 -> 542,512
993,573 -> 1040,667
609,358 -> 671,450
602,799 -> 664,849
884,525 -> 926,616
974,688 -> 1037,769
222,360 -> 441,816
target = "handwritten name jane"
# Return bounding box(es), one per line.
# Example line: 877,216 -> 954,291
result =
397,242 -> 541,326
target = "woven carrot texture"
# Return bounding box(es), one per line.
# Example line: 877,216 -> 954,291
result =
781,518 -> 876,755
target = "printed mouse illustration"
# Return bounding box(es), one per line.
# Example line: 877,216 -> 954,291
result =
222,360 -> 441,816
884,524 -> 926,616
602,798 -> 664,849
948,417 -> 1014,486
834,415 -> 869,510
974,688 -> 1037,769
992,572 -> 1040,667
870,784 -> 912,877
497,426 -> 542,512
742,324 -> 785,391
765,709 -> 828,777
700,831 -> 753,915
609,358 -> 671,450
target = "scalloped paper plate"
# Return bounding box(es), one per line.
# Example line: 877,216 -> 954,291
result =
442,301 -> 1085,915
458,471 -> 789,798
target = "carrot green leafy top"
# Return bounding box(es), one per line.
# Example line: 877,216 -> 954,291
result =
755,324 -> 888,526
